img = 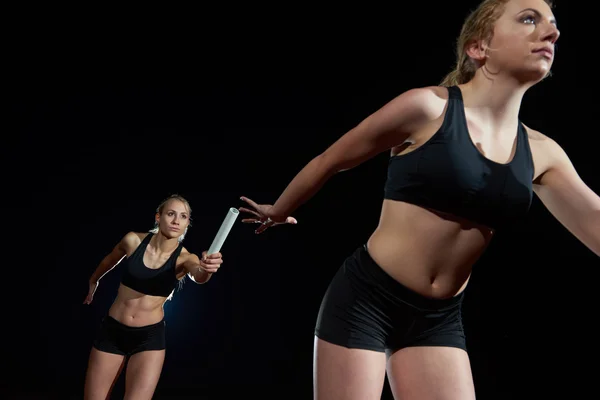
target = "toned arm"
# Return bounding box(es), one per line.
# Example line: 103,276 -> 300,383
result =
89,232 -> 140,283
532,133 -> 600,256
270,87 -> 443,217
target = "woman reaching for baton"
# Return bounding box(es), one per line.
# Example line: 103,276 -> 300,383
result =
82,194 -> 224,400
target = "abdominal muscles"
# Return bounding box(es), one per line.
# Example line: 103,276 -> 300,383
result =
108,284 -> 168,326
367,199 -> 494,299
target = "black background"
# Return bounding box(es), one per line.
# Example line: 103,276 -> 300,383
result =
5,1 -> 598,398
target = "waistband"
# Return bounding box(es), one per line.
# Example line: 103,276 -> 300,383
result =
104,315 -> 165,330
354,244 -> 464,311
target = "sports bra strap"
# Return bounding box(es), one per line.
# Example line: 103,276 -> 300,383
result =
447,85 -> 462,100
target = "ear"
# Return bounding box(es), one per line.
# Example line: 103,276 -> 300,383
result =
465,39 -> 487,64
155,212 -> 160,224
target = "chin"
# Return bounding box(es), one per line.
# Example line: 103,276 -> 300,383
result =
515,68 -> 551,85
161,230 -> 180,239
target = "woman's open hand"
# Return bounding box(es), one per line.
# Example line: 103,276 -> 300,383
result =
239,196 -> 297,234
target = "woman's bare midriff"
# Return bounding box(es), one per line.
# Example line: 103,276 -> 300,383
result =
108,284 -> 168,327
366,199 -> 494,300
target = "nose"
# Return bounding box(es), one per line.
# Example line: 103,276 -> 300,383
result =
541,22 -> 560,44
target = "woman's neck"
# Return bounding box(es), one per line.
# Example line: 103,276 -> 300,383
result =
459,71 -> 530,136
150,232 -> 179,254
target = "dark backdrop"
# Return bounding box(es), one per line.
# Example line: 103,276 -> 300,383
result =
5,1 -> 598,399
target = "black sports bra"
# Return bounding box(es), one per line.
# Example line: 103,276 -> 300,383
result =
120,233 -> 182,297
383,86 -> 534,229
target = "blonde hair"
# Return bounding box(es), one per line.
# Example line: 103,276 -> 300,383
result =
440,0 -> 554,86
149,194 -> 192,243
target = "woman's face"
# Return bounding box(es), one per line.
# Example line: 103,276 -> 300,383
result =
483,0 -> 560,83
156,199 -> 190,240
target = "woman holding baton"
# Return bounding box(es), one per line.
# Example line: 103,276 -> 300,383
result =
82,194 -> 224,400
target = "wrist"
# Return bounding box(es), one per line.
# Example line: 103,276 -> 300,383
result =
266,206 -> 288,223
194,267 -> 212,283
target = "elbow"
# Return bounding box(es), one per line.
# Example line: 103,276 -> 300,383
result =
187,272 -> 202,284
317,152 -> 347,176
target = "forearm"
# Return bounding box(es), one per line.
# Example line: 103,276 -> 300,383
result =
89,255 -> 123,283
582,210 -> 600,257
560,208 -> 600,257
271,154 -> 336,217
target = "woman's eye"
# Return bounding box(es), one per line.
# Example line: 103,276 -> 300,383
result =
522,15 -> 536,24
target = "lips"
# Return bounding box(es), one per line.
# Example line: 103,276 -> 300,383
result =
533,46 -> 553,59
168,227 -> 179,231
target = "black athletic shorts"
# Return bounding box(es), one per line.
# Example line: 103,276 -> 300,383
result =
93,316 -> 166,356
315,245 -> 466,353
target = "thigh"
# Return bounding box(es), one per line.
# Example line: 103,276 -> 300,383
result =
84,347 -> 126,400
124,350 -> 165,400
387,346 -> 475,400
314,337 -> 387,400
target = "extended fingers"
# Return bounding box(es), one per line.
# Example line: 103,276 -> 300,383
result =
253,215 -> 300,234
239,206 -> 262,218
240,196 -> 260,210
255,219 -> 275,234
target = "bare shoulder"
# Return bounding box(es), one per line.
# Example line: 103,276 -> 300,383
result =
399,85 -> 448,100
372,85 -> 449,132
119,231 -> 145,253
522,123 -> 565,156
426,85 -> 454,118
522,123 -> 549,142
394,85 -> 448,117
521,123 -> 570,181
427,85 -> 451,100
405,85 -> 454,126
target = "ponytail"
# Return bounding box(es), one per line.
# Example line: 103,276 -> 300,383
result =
440,54 -> 477,87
